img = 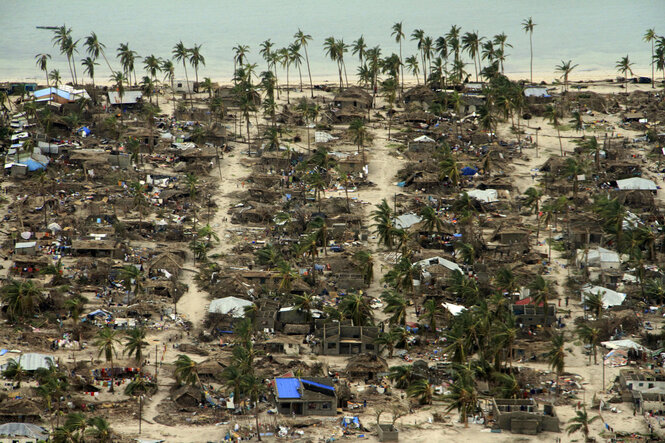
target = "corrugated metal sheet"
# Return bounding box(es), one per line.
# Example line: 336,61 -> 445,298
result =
275,378 -> 301,399
17,353 -> 54,371
0,423 -> 48,439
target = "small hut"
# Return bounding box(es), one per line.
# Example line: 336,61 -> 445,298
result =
173,385 -> 203,408
345,354 -> 388,381
0,399 -> 42,423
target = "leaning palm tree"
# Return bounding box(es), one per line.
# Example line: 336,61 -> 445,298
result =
522,17 -> 536,83
174,354 -> 203,391
294,30 -> 314,97
391,22 -> 405,93
94,327 -> 121,392
567,405 -> 599,441
161,58 -> 176,104
616,54 -> 635,93
84,32 -> 114,75
644,28 -> 657,88
407,379 -> 435,405
381,290 -> 408,326
2,359 -> 26,388
35,53 -> 51,86
339,292 -> 373,326
86,416 -> 113,442
1,279 -> 43,322
555,59 -> 578,92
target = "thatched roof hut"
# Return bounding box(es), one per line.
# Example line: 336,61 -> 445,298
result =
345,354 -> 388,380
0,399 -> 42,423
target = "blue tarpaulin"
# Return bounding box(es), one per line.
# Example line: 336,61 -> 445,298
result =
77,126 -> 91,136
461,166 -> 477,176
20,158 -> 47,171
275,378 -> 301,399
302,379 -> 335,393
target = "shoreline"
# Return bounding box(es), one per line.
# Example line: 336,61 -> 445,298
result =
2,69 -> 654,90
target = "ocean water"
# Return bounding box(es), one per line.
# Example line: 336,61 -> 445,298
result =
0,0 -> 663,83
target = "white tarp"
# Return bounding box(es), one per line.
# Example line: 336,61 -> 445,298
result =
413,135 -> 435,143
393,213 -> 422,229
208,296 -> 254,317
442,303 -> 467,316
413,256 -> 462,273
315,131 -> 337,143
576,247 -> 620,269
466,189 -> 499,203
601,339 -> 651,352
616,177 -> 658,191
582,285 -> 626,308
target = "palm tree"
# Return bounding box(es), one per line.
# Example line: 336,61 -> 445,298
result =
294,30 -> 314,97
49,69 -> 62,88
381,289 -> 408,326
577,323 -> 601,365
438,155 -> 461,189
529,275 -> 554,326
173,41 -> 193,108
411,29 -> 426,84
86,416 -> 113,442
372,199 -> 395,249
644,29 -> 657,88
421,298 -> 441,336
582,290 -> 604,321
645,279 -> 665,305
444,375 -> 477,427
462,31 -> 482,82
276,260 -> 298,296
405,55 -> 420,84
1,279 -> 43,322
162,58 -> 176,104
354,250 -> 374,286
616,55 -> 635,93
198,75 -> 213,99
84,32 -> 113,75
339,292 -> 373,326
494,267 -> 518,296
654,39 -> 665,86
35,53 -> 51,86
233,44 -> 250,76
124,327 -> 148,367
522,17 -> 536,83
555,59 -> 578,92
111,71 -> 126,123
2,358 -> 26,388
420,205 -> 444,233
493,33 -> 512,73
564,156 -> 588,201
94,327 -> 121,392
81,56 -> 98,94
407,379 -> 434,405
547,333 -> 566,398
352,35 -> 367,67
174,354 -> 203,391
388,364 -> 417,389
544,105 -> 564,156
277,47 -> 292,104
567,406 -> 600,441
348,118 -> 370,156
117,43 -> 138,86
391,22 -> 405,93
381,77 -> 398,138
375,330 -> 400,358
189,43 -> 205,88
63,294 -> 87,341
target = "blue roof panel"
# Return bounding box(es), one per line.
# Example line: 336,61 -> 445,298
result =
302,379 -> 335,392
275,378 -> 301,399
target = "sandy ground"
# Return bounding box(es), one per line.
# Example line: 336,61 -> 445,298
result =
3,78 -> 662,442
